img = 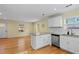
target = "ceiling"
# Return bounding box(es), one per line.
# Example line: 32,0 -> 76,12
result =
0,4 -> 79,22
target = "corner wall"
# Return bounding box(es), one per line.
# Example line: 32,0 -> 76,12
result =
7,20 -> 33,38
33,19 -> 48,33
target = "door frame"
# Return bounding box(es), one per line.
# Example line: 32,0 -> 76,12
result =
0,21 -> 7,38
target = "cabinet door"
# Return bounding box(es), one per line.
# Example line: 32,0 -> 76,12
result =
43,34 -> 51,46
74,37 -> 79,53
47,34 -> 51,45
31,36 -> 36,49
66,36 -> 75,53
35,34 -> 51,49
60,36 -> 79,53
41,35 -> 47,46
48,16 -> 62,27
60,36 -> 69,50
60,36 -> 78,53
57,16 -> 63,27
53,16 -> 62,27
36,36 -> 44,49
68,37 -> 79,53
48,18 -> 54,27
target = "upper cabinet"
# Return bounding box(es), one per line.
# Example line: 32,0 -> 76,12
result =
48,16 -> 63,27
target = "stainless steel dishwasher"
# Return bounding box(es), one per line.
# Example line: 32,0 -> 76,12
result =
51,34 -> 60,48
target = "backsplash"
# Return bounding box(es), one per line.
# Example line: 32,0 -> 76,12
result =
49,27 -> 67,34
70,29 -> 79,35
49,27 -> 79,35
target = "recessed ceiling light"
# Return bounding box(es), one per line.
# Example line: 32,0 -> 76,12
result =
54,8 -> 57,11
0,12 -> 2,15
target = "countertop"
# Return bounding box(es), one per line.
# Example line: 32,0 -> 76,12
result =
31,33 -> 50,36
31,32 -> 79,38
61,34 -> 79,38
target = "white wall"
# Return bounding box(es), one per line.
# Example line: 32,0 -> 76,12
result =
33,19 -> 48,33
7,20 -> 33,38
0,19 -> 33,38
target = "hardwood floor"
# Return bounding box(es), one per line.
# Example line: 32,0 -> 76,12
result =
0,36 -> 70,54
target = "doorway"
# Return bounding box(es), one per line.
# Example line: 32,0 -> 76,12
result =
0,23 -> 7,38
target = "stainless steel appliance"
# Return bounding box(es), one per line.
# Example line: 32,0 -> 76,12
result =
51,34 -> 60,47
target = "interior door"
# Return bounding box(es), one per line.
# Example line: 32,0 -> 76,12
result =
0,23 -> 7,38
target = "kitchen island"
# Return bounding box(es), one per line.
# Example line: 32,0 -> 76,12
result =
31,33 -> 51,50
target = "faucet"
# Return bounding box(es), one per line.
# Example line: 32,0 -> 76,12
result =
67,29 -> 74,35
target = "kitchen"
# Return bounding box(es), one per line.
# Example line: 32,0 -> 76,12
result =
0,4 -> 79,54
31,5 -> 79,54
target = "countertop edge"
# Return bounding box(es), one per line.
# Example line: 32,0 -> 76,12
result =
60,34 -> 79,38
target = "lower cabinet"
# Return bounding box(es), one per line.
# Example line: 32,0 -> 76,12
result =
60,36 -> 69,51
60,35 -> 79,54
31,34 -> 51,50
35,36 -> 44,49
42,34 -> 51,46
69,37 -> 79,54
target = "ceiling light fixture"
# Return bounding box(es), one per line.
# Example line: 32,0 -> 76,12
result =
65,4 -> 72,8
0,12 -> 2,15
54,8 -> 57,11
42,13 -> 45,16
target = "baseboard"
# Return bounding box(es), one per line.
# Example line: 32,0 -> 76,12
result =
6,34 -> 30,39
60,48 -> 73,54
0,38 -> 8,39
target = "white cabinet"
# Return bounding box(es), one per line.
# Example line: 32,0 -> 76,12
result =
42,34 -> 51,46
31,36 -> 36,49
68,37 -> 79,54
31,34 -> 51,50
48,16 -> 63,27
60,35 -> 79,53
60,36 -> 69,51
36,36 -> 44,49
